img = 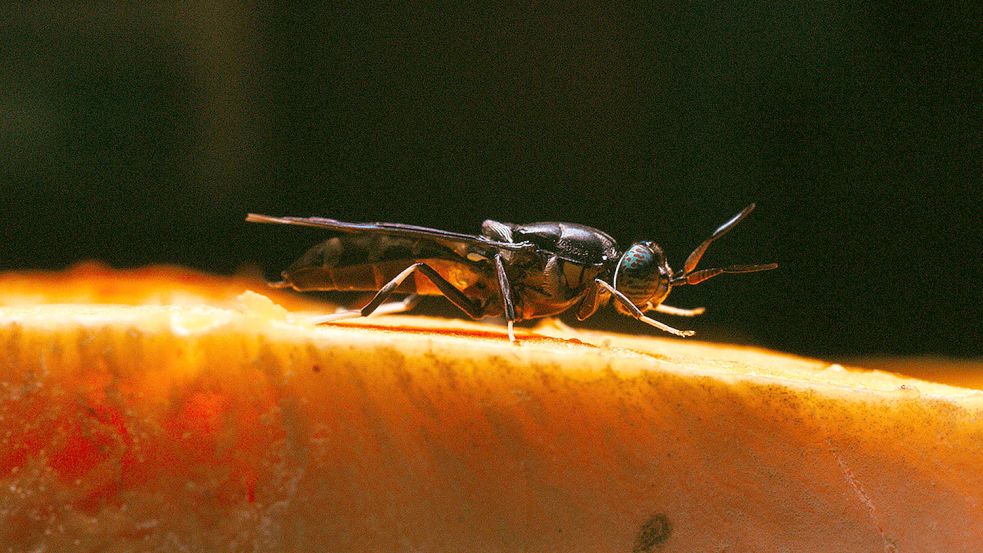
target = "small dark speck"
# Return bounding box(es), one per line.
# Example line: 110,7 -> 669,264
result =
312,364 -> 321,373
633,514 -> 671,552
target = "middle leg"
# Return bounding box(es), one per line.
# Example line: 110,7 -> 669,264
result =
494,255 -> 518,342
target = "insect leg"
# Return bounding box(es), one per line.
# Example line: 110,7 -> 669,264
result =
653,304 -> 706,317
493,255 -> 517,342
594,280 -> 695,337
374,293 -> 421,315
575,282 -> 609,321
318,263 -> 484,324
312,294 -> 420,324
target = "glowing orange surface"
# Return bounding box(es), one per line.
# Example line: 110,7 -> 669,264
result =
0,266 -> 980,551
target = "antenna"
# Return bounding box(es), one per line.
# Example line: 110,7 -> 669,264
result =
673,204 -> 777,285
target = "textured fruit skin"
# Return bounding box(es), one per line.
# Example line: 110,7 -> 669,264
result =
0,270 -> 981,551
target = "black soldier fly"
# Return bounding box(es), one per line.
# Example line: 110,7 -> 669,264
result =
247,204 -> 777,342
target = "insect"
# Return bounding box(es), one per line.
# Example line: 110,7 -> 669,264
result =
247,204 -> 777,342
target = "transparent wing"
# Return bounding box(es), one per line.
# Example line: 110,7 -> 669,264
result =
246,213 -> 532,254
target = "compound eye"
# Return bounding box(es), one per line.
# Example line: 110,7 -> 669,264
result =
614,243 -> 668,305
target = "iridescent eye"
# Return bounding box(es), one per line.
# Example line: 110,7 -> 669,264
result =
614,242 -> 669,305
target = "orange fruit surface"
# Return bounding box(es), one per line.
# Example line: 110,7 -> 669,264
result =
0,264 -> 980,551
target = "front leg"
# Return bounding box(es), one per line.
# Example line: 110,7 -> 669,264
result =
575,281 -> 609,321
594,280 -> 695,337
653,304 -> 706,317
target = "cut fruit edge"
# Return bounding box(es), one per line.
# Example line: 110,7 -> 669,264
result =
0,263 -> 979,404
0,294 -> 979,409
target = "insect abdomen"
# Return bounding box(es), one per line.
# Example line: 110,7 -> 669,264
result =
279,235 -> 482,296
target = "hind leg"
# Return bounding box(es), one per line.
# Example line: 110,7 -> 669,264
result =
313,294 -> 421,324
313,262 -> 485,324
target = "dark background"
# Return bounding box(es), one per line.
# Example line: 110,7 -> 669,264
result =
1,4 -> 979,357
